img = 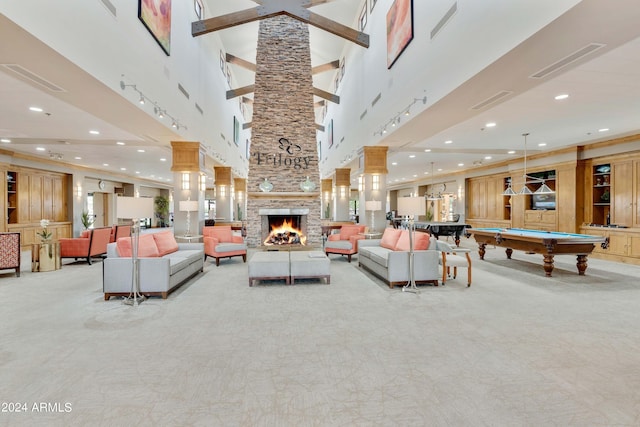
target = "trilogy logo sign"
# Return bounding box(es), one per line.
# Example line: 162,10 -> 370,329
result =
252,138 -> 315,170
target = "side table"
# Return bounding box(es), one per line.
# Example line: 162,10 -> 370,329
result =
175,234 -> 203,243
32,242 -> 62,272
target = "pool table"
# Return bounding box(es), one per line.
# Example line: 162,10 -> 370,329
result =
470,228 -> 609,277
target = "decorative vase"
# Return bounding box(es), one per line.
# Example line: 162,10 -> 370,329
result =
259,178 -> 273,192
300,176 -> 316,192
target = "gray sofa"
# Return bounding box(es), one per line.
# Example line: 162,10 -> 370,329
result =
103,234 -> 204,300
358,233 -> 440,288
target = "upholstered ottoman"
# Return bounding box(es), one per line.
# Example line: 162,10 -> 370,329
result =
289,251 -> 330,284
248,251 -> 290,286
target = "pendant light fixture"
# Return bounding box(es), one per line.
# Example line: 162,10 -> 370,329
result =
504,133 -> 555,195
426,162 -> 443,200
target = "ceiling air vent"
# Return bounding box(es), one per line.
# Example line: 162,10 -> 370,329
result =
100,0 -> 117,17
371,93 -> 382,107
470,90 -> 513,110
1,64 -> 65,92
530,43 -> 605,79
431,2 -> 457,40
178,83 -> 190,99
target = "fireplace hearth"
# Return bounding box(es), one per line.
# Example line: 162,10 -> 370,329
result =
260,208 -> 308,246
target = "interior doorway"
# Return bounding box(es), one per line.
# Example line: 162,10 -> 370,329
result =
88,192 -> 110,228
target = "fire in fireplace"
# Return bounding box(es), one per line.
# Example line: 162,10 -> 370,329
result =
264,216 -> 306,246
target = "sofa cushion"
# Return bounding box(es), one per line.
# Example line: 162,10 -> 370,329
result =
215,242 -> 247,253
380,228 -> 402,250
364,246 -> 393,268
153,231 -> 179,256
116,234 -> 160,258
163,249 -> 203,260
325,240 -> 353,250
340,225 -> 362,240
167,256 -> 191,276
394,231 -> 431,251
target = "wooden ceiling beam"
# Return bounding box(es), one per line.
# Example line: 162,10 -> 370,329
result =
242,96 -> 254,105
193,2 -> 368,48
227,85 -> 255,100
314,100 -> 326,108
226,53 -> 257,72
312,60 -> 339,75
313,87 -> 340,104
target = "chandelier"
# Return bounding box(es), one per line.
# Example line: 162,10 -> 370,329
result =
503,133 -> 555,196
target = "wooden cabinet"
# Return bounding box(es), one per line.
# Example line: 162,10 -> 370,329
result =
15,171 -> 67,224
524,209 -> 557,231
465,173 -> 512,229
590,163 -> 611,226
611,160 -> 633,227
6,171 -> 18,226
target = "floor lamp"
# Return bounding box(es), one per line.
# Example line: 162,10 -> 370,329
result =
179,199 -> 199,237
397,196 -> 426,294
365,200 -> 382,232
117,196 -> 153,306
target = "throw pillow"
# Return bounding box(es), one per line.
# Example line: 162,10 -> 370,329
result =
116,234 -> 160,257
394,231 -> 431,251
380,228 -> 402,250
153,231 -> 179,256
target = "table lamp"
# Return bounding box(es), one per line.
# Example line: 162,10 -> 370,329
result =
365,200 -> 382,232
179,199 -> 199,237
397,196 -> 426,294
117,196 -> 153,306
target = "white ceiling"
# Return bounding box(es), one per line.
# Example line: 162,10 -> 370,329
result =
2,0 -> 640,189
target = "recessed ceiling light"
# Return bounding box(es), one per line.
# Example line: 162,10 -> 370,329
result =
137,149 -> 145,153
103,163 -> 109,166
538,143 -> 547,147
484,156 -> 492,160
160,158 -> 167,162
1,138 -> 10,143
74,156 -> 82,160
36,147 -> 46,151
485,122 -> 496,128
424,172 -> 429,175
444,140 -> 453,144
437,168 -> 443,172
508,150 -> 516,154
89,130 -> 100,135
116,141 -> 125,145
391,162 -> 398,166
409,155 -> 416,158
555,94 -> 569,100
458,163 -> 464,167
424,149 -> 431,152
413,174 -> 417,177
598,128 -> 609,132
135,171 -> 140,174
29,107 -> 43,112
120,167 -> 126,171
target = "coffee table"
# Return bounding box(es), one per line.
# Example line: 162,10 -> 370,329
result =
289,251 -> 330,285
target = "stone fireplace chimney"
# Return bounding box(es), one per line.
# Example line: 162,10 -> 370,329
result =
246,15 -> 321,247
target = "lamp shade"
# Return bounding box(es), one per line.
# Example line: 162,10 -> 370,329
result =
179,200 -> 199,212
365,200 -> 382,211
397,196 -> 426,217
117,197 -> 153,219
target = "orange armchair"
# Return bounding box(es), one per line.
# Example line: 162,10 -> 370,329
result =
203,226 -> 247,266
0,232 -> 21,277
324,224 -> 367,262
59,227 -> 112,265
109,224 -> 132,243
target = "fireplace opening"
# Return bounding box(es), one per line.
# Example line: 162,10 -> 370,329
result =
263,215 -> 306,246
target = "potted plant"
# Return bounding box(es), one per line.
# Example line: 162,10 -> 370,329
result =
154,195 -> 170,227
81,211 -> 94,230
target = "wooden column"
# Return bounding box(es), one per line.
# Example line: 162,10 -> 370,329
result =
214,167 -> 232,221
363,146 -> 388,228
334,168 -> 350,221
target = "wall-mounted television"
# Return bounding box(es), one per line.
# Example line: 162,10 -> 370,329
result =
531,193 -> 556,210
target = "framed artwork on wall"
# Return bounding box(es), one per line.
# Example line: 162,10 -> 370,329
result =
328,119 -> 334,149
386,0 -> 414,68
138,0 -> 172,56
233,116 -> 240,146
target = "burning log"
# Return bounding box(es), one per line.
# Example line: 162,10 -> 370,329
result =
264,218 -> 306,246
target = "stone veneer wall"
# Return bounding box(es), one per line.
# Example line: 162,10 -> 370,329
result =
246,16 -> 321,247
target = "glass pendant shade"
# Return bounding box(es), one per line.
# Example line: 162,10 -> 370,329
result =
259,178 -> 273,192
300,176 -> 316,192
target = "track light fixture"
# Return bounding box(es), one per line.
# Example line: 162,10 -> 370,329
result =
374,94 -> 428,136
119,76 -> 187,131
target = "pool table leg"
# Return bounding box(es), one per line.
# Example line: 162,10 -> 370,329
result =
543,254 -> 554,277
478,243 -> 486,260
505,248 -> 513,259
576,255 -> 588,275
